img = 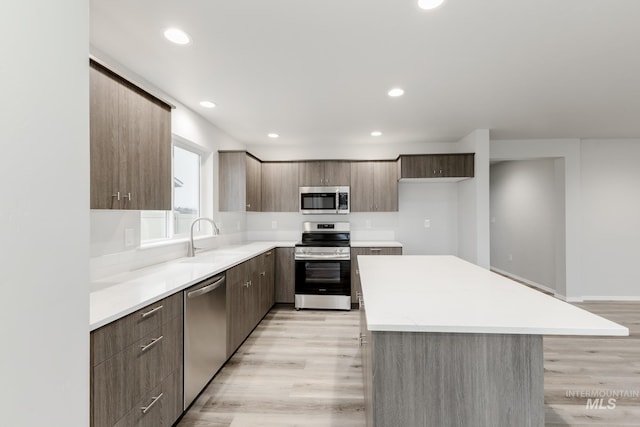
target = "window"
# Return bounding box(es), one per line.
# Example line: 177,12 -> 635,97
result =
173,145 -> 200,235
141,139 -> 205,243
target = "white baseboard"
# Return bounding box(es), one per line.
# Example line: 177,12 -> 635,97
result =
490,267 -> 560,297
580,295 -> 640,302
490,267 -> 640,302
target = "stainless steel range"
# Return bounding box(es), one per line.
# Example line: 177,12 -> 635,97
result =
295,222 -> 351,310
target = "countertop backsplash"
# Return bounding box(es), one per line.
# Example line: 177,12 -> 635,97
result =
90,210 -> 245,281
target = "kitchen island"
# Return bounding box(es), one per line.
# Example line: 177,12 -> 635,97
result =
357,255 -> 628,427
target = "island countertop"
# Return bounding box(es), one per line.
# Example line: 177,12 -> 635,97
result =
358,255 -> 628,336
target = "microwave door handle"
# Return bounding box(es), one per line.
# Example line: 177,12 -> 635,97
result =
335,192 -> 339,214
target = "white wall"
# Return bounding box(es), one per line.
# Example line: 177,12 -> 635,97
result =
457,130 -> 491,268
397,183 -> 458,255
490,138 -> 640,300
490,159 -> 561,293
580,139 -> 640,299
0,1 -> 89,425
491,139 -> 581,299
246,183 -> 459,256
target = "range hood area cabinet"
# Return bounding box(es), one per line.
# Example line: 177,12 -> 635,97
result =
90,60 -> 172,210
219,151 -> 262,212
398,153 -> 475,180
298,160 -> 351,186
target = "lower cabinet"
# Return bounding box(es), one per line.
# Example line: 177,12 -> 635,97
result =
275,247 -> 295,303
91,248 -> 279,426
226,250 -> 276,357
351,247 -> 402,304
90,293 -> 183,427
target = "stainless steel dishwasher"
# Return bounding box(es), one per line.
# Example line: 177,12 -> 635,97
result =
184,273 -> 227,409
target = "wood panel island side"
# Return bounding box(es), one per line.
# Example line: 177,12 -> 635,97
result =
357,255 -> 628,427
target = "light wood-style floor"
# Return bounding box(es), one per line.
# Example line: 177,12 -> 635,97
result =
179,302 -> 640,427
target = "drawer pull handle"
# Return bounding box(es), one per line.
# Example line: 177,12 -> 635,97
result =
266,251 -> 272,256
359,333 -> 367,346
140,336 -> 163,352
141,305 -> 164,318
140,392 -> 163,414
370,248 -> 382,253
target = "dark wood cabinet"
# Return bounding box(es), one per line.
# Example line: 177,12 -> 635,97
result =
90,293 -> 183,427
350,161 -> 399,212
351,247 -> 402,304
257,250 -> 275,317
218,151 -> 262,212
275,247 -> 295,303
226,250 -> 276,357
298,160 -> 351,186
399,153 -> 474,179
90,60 -> 171,210
261,162 -> 299,212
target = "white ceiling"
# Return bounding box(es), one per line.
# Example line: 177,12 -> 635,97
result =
90,0 -> 640,146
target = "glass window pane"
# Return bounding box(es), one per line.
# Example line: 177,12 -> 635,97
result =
174,145 -> 200,235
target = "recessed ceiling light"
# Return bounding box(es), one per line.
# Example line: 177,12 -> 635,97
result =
268,133 -> 279,139
418,0 -> 445,10
388,88 -> 405,97
371,131 -> 382,137
164,28 -> 190,45
199,101 -> 216,108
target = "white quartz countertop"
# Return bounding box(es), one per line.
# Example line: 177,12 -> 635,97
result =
358,255 -> 628,336
351,241 -> 403,248
90,241 -> 295,331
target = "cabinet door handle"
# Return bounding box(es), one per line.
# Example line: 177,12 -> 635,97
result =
122,192 -> 132,201
112,191 -> 120,201
140,305 -> 163,318
140,393 -> 163,414
266,251 -> 272,256
359,333 -> 367,346
247,203 -> 251,208
140,336 -> 163,352
260,271 -> 266,277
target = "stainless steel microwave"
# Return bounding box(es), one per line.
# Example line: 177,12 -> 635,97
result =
299,186 -> 350,214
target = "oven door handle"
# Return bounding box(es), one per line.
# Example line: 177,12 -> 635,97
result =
295,254 -> 351,260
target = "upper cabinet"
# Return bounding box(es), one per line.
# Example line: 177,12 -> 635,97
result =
298,161 -> 351,186
90,60 -> 172,210
219,151 -> 262,212
351,161 -> 398,212
262,162 -> 299,212
398,153 -> 474,180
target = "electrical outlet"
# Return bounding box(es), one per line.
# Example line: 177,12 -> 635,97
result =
424,219 -> 431,228
271,220 -> 277,229
124,228 -> 135,247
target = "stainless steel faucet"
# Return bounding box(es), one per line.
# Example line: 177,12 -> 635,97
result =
187,217 -> 220,257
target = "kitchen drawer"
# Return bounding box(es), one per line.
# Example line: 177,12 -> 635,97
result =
91,292 -> 182,366
112,369 -> 183,427
92,314 -> 183,427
